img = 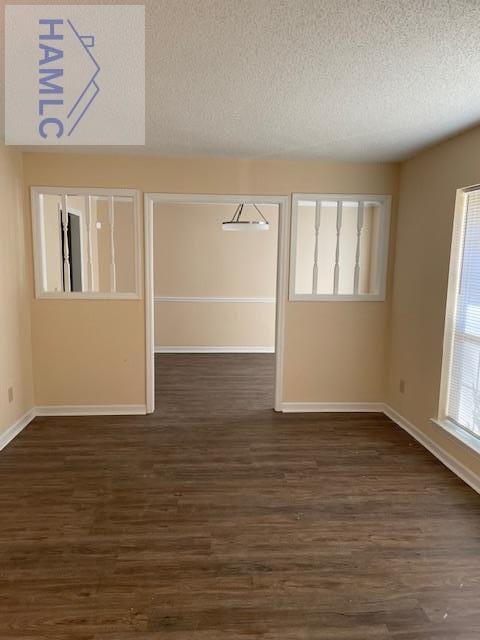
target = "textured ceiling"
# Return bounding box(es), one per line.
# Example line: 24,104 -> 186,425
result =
2,0 -> 480,161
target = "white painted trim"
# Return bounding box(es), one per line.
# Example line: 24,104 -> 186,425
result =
280,402 -> 385,413
274,196 -> 289,412
154,296 -> 275,303
38,194 -> 49,291
0,409 -> 36,451
278,402 -> 480,495
31,187 -> 138,197
1,404 -> 150,452
30,187 -> 142,300
289,193 -> 391,302
155,346 -> 274,353
384,405 -> 480,495
144,194 -> 155,414
431,417 -> 480,456
143,193 -> 286,206
35,405 -> 147,416
144,193 -> 289,415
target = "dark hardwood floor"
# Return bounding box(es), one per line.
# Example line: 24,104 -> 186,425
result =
1,353 -> 480,638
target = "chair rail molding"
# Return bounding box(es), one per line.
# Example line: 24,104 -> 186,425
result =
154,296 -> 276,303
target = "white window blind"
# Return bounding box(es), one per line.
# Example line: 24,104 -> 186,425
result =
446,189 -> 480,436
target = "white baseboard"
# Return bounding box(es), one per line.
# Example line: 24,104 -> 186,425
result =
383,404 -> 480,495
35,405 -> 147,416
155,346 -> 275,354
0,408 -> 36,451
1,405 -> 147,452
280,402 -> 385,413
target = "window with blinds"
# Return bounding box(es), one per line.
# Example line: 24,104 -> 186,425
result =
290,194 -> 391,301
442,187 -> 480,437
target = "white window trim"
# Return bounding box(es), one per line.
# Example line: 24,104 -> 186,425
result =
431,417 -> 480,456
289,193 -> 391,301
436,185 -> 480,446
31,186 -> 142,300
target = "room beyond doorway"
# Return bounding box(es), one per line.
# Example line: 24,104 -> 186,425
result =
144,194 -> 289,414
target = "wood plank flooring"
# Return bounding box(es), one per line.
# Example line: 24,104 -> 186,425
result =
1,353 -> 480,638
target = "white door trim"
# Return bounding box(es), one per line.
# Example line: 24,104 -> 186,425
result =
144,193 -> 289,413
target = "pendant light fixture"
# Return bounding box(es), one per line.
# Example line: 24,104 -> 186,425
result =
222,203 -> 270,231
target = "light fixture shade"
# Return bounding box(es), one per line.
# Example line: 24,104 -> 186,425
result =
222,203 -> 270,231
222,220 -> 269,231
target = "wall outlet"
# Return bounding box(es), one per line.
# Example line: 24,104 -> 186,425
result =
399,379 -> 406,394
7,387 -> 14,403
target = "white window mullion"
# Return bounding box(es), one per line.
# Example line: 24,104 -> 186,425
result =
61,194 -> 71,293
333,201 -> 343,295
353,201 -> 364,295
312,201 -> 321,294
108,196 -> 116,293
86,195 -> 94,291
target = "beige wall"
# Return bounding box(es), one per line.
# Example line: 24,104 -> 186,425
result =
23,152 -> 399,406
0,143 -> 34,434
114,199 -> 136,294
387,125 -> 480,475
154,202 -> 277,348
155,303 -> 275,349
32,300 -> 144,405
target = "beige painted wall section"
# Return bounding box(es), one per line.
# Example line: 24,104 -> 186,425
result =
23,152 -> 398,406
156,304 -> 275,348
114,199 -> 136,294
0,144 -> 34,434
387,125 -> 480,475
32,301 -> 144,405
154,203 -> 277,348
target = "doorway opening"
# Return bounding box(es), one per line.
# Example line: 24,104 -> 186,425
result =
144,194 -> 289,414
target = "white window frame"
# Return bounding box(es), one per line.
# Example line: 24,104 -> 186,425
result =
289,193 -> 391,301
435,185 -> 480,452
31,186 -> 142,300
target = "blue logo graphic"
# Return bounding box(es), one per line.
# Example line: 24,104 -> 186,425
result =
38,18 -> 100,139
66,20 -> 100,135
